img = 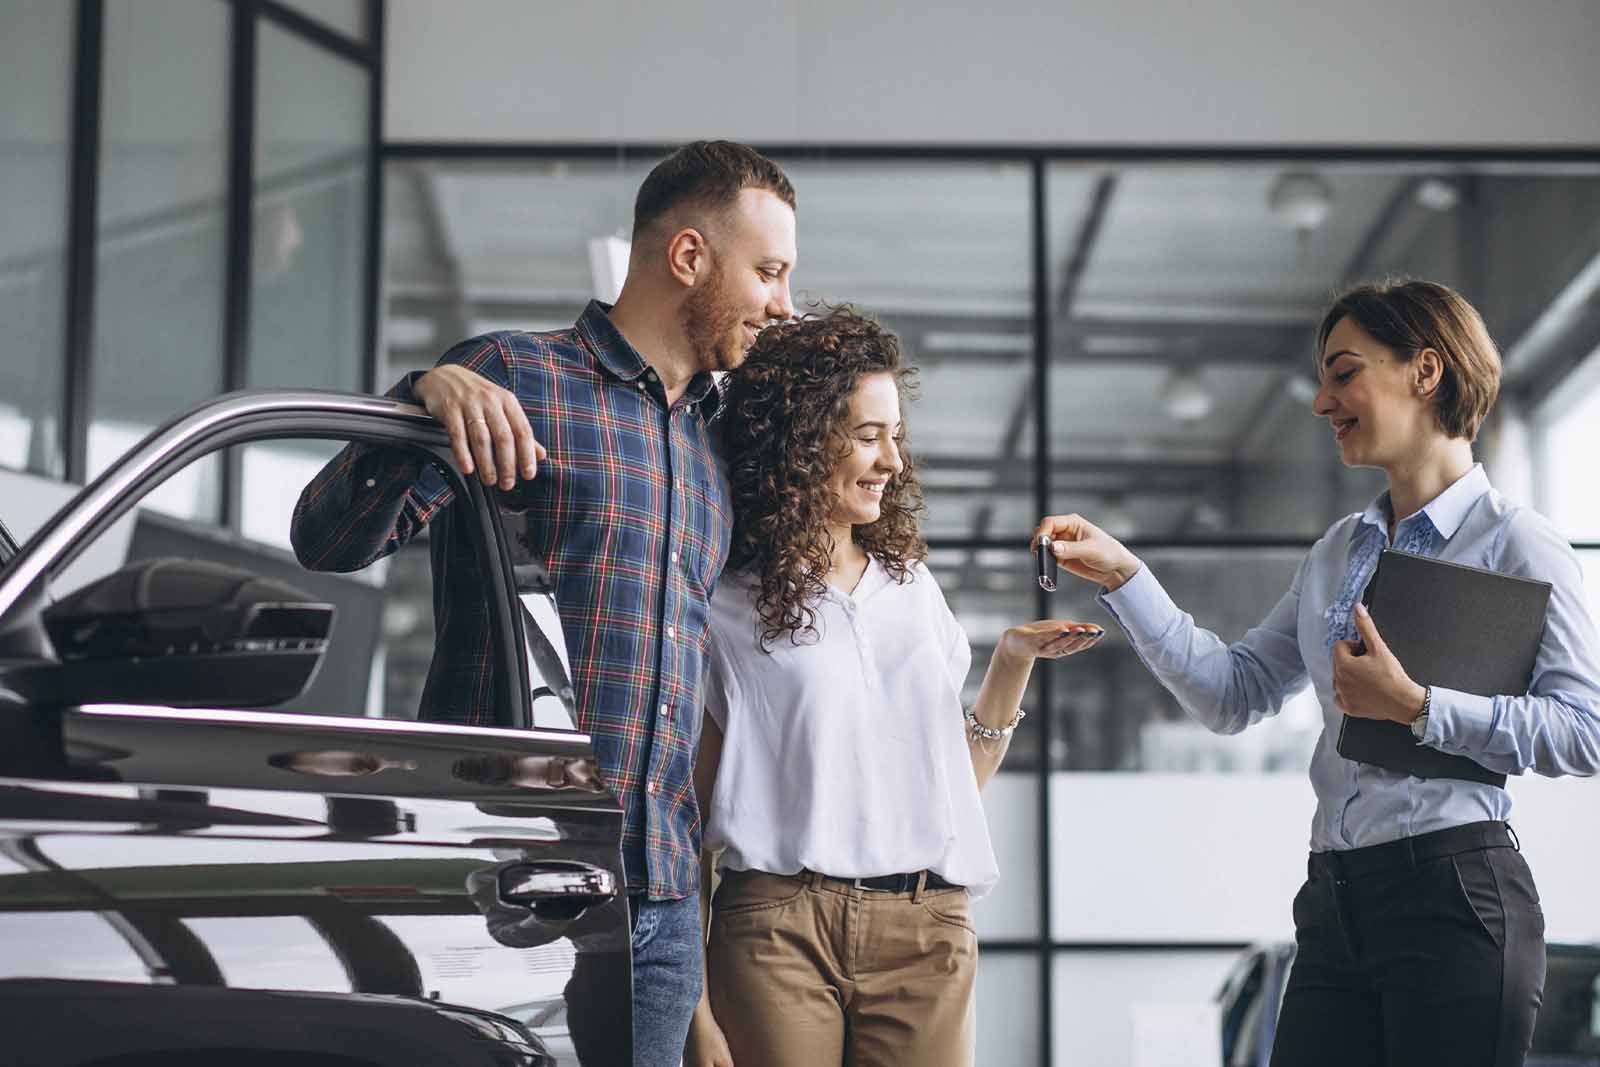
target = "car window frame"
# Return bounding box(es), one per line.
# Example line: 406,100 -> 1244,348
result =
0,391 -> 535,729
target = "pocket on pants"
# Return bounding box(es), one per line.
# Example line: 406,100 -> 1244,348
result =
712,870 -> 808,918
1450,850 -> 1507,948
920,888 -> 975,934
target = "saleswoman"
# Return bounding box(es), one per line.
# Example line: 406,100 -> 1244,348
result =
1040,279 -> 1600,1067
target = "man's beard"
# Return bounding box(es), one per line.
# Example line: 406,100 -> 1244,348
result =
681,262 -> 746,373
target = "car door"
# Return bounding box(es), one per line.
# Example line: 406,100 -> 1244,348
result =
0,392 -> 631,1067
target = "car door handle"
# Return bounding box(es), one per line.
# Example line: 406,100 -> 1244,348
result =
498,861 -> 618,921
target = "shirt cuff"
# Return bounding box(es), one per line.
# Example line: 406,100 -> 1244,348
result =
1097,564 -> 1180,647
389,370 -> 428,405
1422,685 -> 1495,754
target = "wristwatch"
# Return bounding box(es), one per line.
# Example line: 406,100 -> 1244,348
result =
1409,685 -> 1433,742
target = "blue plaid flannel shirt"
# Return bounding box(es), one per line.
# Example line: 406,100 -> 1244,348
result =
291,301 -> 731,899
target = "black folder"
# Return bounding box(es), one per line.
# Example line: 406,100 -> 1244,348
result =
1335,549 -> 1551,788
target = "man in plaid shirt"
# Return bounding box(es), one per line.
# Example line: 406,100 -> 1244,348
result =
291,141 -> 796,1066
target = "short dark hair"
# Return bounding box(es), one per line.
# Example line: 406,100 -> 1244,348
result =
632,140 -> 795,239
1315,278 -> 1501,441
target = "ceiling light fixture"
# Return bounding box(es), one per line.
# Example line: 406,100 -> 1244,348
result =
1283,373 -> 1318,405
921,331 -> 1032,354
1414,178 -> 1460,212
1267,172 -> 1334,233
1161,365 -> 1214,422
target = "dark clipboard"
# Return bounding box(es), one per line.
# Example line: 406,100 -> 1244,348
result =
1335,549 -> 1551,788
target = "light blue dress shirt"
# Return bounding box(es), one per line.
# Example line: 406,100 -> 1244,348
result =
1099,464 -> 1600,851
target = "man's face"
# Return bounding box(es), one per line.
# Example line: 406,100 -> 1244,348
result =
681,188 -> 796,373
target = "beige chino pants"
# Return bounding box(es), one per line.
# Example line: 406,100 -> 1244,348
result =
706,869 -> 978,1067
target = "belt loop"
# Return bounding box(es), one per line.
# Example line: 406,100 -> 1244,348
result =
1404,835 -> 1418,870
911,871 -> 927,902
1507,823 -> 1522,853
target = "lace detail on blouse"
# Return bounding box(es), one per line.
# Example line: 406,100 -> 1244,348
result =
1323,509 -> 1441,655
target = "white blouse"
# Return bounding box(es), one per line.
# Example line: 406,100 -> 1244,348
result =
701,556 -> 1000,898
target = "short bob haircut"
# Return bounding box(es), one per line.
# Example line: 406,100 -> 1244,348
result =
1315,278 -> 1501,442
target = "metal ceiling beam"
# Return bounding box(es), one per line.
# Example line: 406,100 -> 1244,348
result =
391,291 -> 1312,366
1337,176 -> 1422,286
919,456 -> 1240,500
1055,174 -> 1117,320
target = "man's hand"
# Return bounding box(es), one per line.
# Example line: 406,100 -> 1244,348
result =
1033,513 -> 1143,592
1332,602 -> 1427,724
412,365 -> 546,489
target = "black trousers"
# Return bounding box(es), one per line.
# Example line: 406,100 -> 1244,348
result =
1270,821 -> 1546,1067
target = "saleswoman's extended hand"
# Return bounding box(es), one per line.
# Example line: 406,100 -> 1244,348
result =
999,620 -> 1106,662
1331,602 -> 1428,724
1032,513 -> 1143,592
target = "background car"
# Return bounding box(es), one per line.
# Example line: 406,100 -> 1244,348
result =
1219,940 -> 1600,1066
0,391 -> 631,1067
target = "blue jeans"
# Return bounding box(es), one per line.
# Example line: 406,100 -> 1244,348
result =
628,893 -> 704,1067
564,892 -> 702,1066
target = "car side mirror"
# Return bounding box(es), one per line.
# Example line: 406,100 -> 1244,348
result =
29,557 -> 334,708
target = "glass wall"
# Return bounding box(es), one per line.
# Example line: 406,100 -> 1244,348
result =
3,0 -> 379,548
385,150 -> 1600,1065
275,0 -> 368,41
0,2 -> 73,477
87,0 -> 230,521
247,19 -> 369,392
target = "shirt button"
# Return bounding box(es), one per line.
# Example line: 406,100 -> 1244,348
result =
670,550 -> 680,565
647,781 -> 658,795
636,380 -> 647,390
659,702 -> 671,719
364,478 -> 376,488
665,625 -> 675,640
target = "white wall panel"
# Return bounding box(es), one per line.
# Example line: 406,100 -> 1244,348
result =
1049,772 -> 1600,943
386,0 -> 1600,146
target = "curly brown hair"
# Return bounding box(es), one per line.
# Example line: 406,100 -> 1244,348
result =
719,307 -> 927,647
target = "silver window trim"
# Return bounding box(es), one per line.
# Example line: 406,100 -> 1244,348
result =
75,703 -> 590,748
0,390 -> 438,616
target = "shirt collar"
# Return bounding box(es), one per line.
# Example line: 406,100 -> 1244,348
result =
1359,462 -> 1490,540
575,300 -> 721,417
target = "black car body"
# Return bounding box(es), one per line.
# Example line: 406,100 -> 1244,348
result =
0,392 -> 632,1066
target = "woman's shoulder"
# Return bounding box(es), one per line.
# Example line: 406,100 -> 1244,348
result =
1486,494 -> 1581,579
888,556 -> 947,599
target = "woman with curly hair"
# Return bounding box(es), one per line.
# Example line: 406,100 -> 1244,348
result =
682,308 -> 1103,1067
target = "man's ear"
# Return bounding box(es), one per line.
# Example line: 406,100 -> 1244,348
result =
665,227 -> 709,288
1414,347 -> 1445,397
